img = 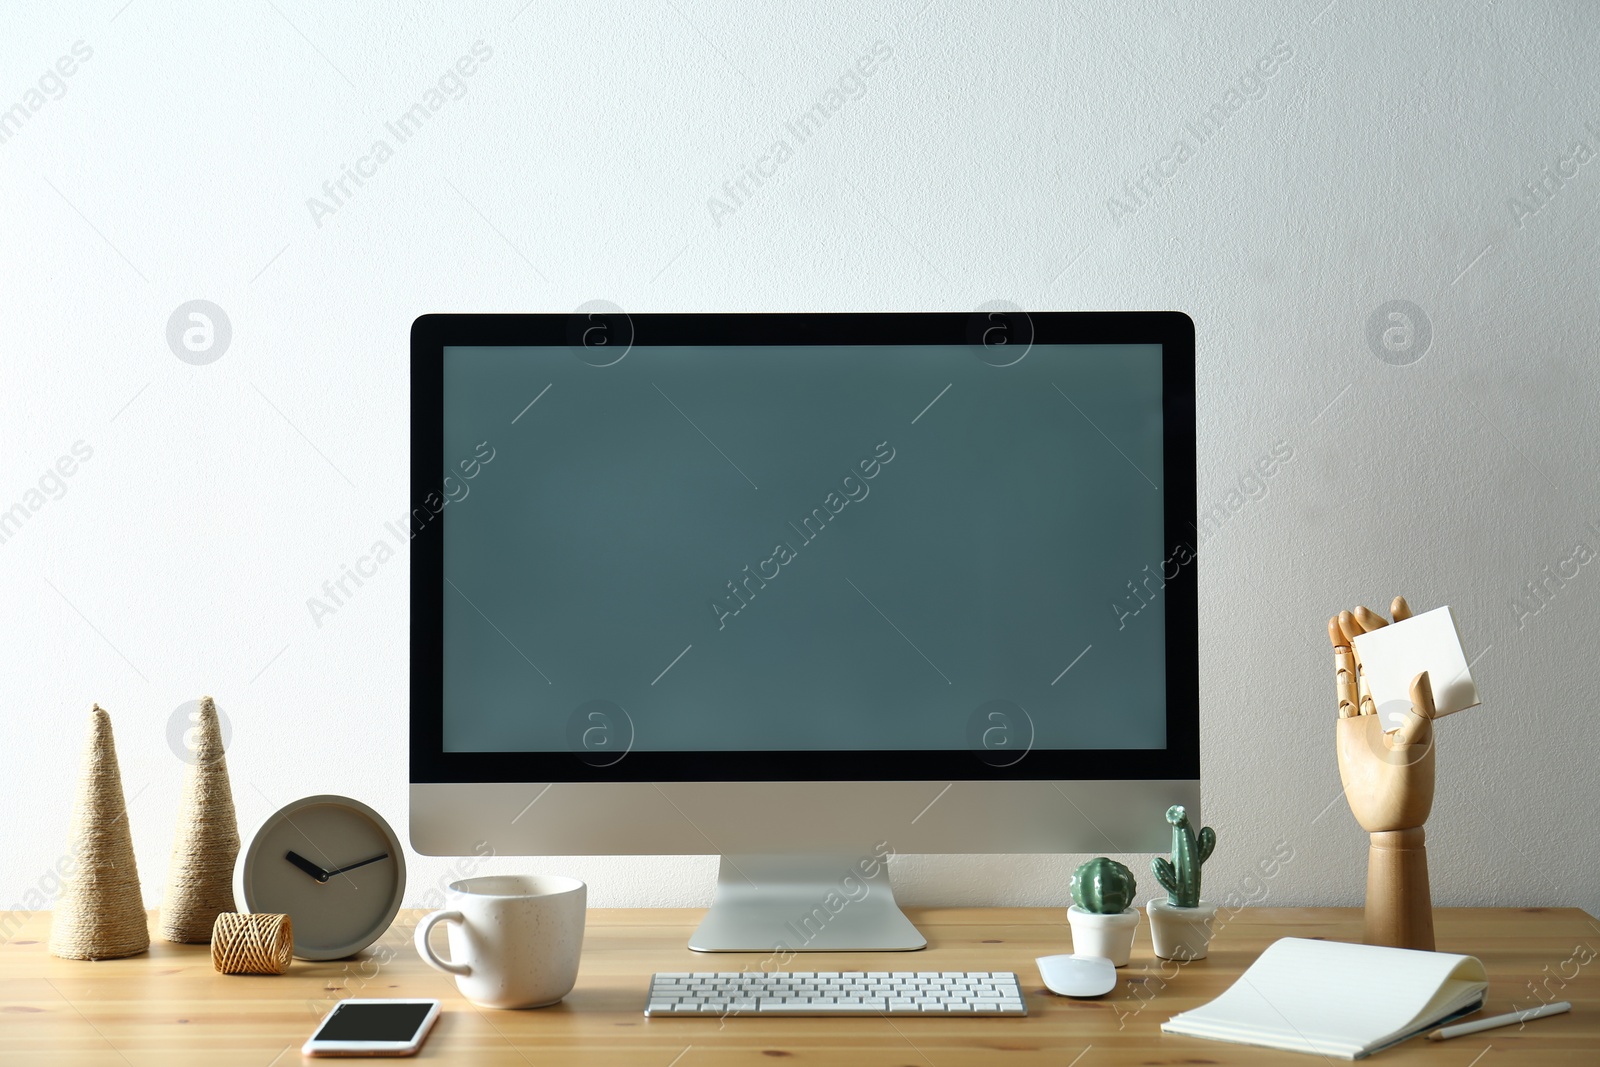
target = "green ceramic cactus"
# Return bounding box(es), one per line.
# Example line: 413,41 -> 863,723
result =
1070,857 -> 1138,914
1151,804 -> 1216,908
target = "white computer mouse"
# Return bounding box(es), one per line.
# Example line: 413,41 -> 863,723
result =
1036,953 -> 1117,997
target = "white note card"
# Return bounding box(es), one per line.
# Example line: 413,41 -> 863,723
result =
1351,605 -> 1480,720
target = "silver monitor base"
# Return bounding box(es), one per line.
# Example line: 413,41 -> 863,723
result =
689,854 -> 927,952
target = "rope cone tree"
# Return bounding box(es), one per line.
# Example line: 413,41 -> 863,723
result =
160,696 -> 239,943
49,705 -> 150,960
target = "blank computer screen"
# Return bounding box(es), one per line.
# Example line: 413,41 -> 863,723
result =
440,344 -> 1166,753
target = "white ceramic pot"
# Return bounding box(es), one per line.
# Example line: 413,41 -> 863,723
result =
1066,905 -> 1139,967
1146,897 -> 1218,961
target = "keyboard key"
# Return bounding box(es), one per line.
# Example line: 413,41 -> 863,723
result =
759,1001 -> 832,1013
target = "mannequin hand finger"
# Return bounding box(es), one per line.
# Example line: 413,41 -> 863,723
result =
1339,611 -> 1370,702
1410,670 -> 1438,720
1391,595 -> 1413,621
1331,616 -> 1359,718
1391,708 -> 1432,747
1338,610 -> 1366,645
1355,605 -> 1388,631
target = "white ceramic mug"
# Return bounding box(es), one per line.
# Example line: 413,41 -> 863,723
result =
414,874 -> 586,1009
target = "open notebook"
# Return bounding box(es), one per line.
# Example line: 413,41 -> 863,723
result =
1161,937 -> 1487,1060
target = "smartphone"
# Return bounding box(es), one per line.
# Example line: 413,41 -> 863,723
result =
302,999 -> 441,1057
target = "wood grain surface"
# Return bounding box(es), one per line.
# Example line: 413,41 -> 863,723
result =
1,907 -> 1595,1065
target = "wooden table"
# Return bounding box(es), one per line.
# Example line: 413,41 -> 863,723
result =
2,907 -> 1595,1064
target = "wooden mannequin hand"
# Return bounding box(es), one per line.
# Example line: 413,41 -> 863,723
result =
1330,597 -> 1439,833
1328,596 -> 1442,950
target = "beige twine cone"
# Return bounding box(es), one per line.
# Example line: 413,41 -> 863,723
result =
160,696 -> 239,943
49,705 -> 150,960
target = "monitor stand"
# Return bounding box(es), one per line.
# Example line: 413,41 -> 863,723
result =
688,854 -> 927,952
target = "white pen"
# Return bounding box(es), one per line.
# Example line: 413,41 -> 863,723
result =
1426,1001 -> 1571,1041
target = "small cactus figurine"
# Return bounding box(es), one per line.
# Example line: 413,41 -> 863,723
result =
1151,805 -> 1216,908
1070,857 -> 1137,914
1066,856 -> 1142,965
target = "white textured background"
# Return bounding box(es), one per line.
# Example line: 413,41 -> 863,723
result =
3,1 -> 1597,924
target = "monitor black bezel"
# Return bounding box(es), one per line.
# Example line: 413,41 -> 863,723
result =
411,312 -> 1198,783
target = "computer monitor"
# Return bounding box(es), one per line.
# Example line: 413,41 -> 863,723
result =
410,312 -> 1198,952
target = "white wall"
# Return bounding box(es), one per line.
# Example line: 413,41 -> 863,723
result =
4,1 -> 1597,922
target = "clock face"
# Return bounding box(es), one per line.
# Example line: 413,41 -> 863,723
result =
239,795 -> 406,961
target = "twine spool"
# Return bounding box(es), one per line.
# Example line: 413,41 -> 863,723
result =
48,706 -> 150,961
211,913 -> 293,975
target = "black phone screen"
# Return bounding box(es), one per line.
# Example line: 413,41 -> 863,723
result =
314,1002 -> 433,1042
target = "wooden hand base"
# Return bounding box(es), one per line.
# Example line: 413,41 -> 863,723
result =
1364,826 -> 1434,951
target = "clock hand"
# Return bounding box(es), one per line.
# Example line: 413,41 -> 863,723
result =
286,850 -> 331,883
325,853 -> 390,878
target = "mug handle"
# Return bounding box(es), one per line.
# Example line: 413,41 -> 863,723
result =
414,909 -> 471,976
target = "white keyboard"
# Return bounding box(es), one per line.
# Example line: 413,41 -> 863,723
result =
645,971 -> 1027,1016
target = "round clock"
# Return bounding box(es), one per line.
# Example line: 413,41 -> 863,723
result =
237,795 -> 406,960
